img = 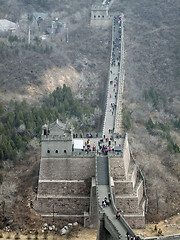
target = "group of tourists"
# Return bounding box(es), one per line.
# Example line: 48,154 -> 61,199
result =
83,139 -> 96,152
109,76 -> 118,116
111,15 -> 122,67
126,232 -> 137,240
107,15 -> 122,124
102,193 -> 111,208
80,133 -> 122,154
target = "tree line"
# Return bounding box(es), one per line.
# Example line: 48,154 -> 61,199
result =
142,87 -> 168,109
0,85 -> 92,165
146,117 -> 180,153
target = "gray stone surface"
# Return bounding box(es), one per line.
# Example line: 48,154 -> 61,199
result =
39,157 -> 95,180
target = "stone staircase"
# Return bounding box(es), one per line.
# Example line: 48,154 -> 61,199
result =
97,156 -> 109,185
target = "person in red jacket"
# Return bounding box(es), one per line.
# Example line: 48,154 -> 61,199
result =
116,211 -> 120,220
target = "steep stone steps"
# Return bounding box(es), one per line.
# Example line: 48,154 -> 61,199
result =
97,156 -> 109,185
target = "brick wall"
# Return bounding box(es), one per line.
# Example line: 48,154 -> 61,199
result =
123,135 -> 130,179
38,180 -> 91,196
41,139 -> 72,157
137,181 -> 144,205
35,197 -> 90,215
131,165 -> 137,189
39,157 -> 95,181
114,181 -> 133,195
124,215 -> 145,229
115,197 -> 139,213
110,156 -> 126,180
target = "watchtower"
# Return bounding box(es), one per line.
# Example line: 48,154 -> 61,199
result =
41,119 -> 72,158
90,4 -> 112,26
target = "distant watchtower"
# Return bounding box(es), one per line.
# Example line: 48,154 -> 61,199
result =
91,5 -> 109,20
90,4 -> 112,26
41,119 -> 72,158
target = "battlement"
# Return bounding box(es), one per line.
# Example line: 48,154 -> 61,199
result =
91,5 -> 108,11
42,135 -> 72,141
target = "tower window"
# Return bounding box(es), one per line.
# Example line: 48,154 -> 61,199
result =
56,150 -> 58,153
47,150 -> 50,153
64,150 -> 67,153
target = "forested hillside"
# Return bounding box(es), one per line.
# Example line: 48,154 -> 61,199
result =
0,85 -> 92,164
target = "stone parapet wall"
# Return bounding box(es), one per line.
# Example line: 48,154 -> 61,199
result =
38,180 -> 91,196
41,139 -> 72,158
124,215 -> 145,229
115,196 -> 139,213
39,157 -> 95,181
131,164 -> 137,188
114,14 -> 124,134
110,156 -> 125,180
114,181 -> 133,195
34,197 -> 90,215
137,180 -> 144,205
123,135 -> 130,179
90,19 -> 112,27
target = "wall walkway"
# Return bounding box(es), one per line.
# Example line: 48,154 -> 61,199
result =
93,1 -> 180,240
96,155 -> 137,240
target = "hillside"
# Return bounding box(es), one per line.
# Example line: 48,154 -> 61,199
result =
0,0 -> 179,234
113,0 -> 180,222
0,0 -> 110,108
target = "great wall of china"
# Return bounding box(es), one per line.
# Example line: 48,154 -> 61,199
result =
33,1 -> 180,239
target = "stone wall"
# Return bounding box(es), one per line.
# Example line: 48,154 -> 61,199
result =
37,180 -> 91,196
114,181 -> 133,195
123,135 -> 130,179
90,5 -> 112,27
34,197 -> 90,215
110,156 -> 126,180
39,157 -> 95,181
115,196 -> 139,213
35,156 -> 96,225
131,165 -> 137,189
124,215 -> 145,229
91,5 -> 109,19
90,19 -> 112,27
110,137 -> 131,180
137,180 -> 144,205
41,139 -> 72,158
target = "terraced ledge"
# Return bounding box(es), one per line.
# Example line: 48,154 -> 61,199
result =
41,214 -> 84,217
115,194 -> 138,198
124,213 -> 145,217
39,180 -> 85,183
114,180 -> 132,183
37,195 -> 90,199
